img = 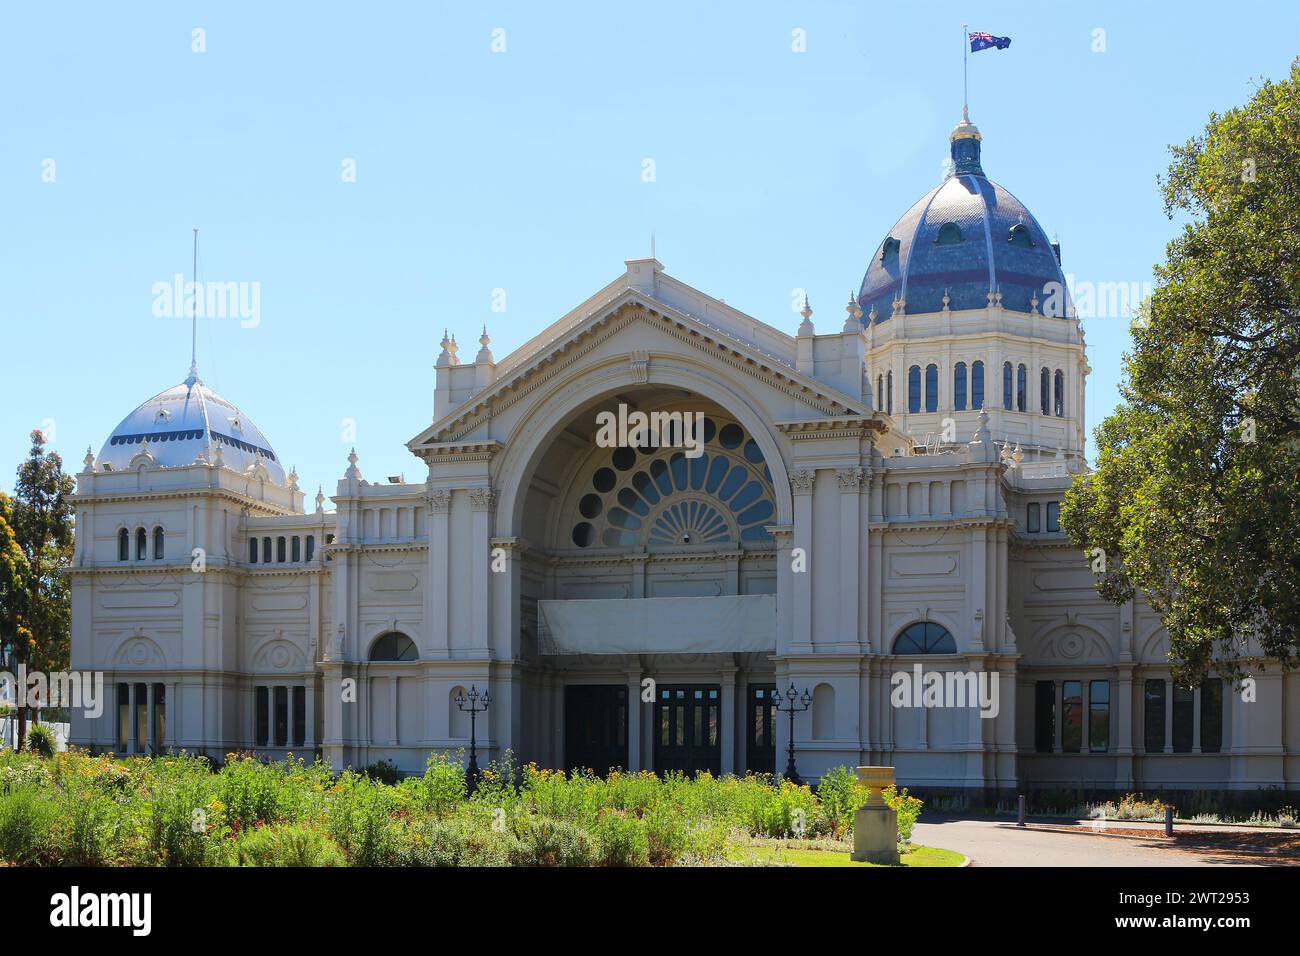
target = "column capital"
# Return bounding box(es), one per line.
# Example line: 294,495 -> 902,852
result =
835,467 -> 866,491
789,470 -> 816,495
467,487 -> 498,512
424,490 -> 453,514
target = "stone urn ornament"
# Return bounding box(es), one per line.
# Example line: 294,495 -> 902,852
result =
851,766 -> 900,865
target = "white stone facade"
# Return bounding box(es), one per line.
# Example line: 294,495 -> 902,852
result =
68,263 -> 1298,797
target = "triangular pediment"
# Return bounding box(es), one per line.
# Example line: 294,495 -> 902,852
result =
408,274 -> 870,451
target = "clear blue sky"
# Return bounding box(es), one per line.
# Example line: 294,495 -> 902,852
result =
2,1 -> 1296,497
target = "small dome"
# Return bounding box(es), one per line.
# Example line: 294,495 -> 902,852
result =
858,117 -> 1070,320
97,376 -> 285,483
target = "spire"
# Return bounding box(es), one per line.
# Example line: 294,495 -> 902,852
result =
315,486 -> 325,513
797,296 -> 814,336
476,325 -> 494,364
345,447 -> 362,481
185,227 -> 200,387
843,293 -> 863,331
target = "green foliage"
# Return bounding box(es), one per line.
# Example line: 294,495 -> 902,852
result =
25,723 -> 55,758
815,766 -> 861,838
0,785 -> 57,864
420,751 -> 467,815
592,810 -> 650,866
234,824 -> 346,867
884,785 -> 924,844
362,758 -> 401,786
1062,59 -> 1300,682
509,815 -> 595,867
325,772 -> 400,866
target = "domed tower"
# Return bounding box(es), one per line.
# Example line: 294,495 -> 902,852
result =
68,365 -> 304,756
858,113 -> 1088,465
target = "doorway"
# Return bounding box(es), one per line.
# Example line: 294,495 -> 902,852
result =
564,685 -> 628,774
654,684 -> 721,776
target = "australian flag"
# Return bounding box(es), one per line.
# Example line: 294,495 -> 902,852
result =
969,32 -> 1011,52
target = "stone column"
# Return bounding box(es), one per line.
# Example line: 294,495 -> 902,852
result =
836,468 -> 864,648
128,682 -> 138,755
626,665 -> 642,772
304,678 -> 316,750
790,471 -> 815,653
146,684 -> 156,754
424,490 -> 452,658
468,488 -> 496,654
389,675 -> 399,745
720,663 -> 736,775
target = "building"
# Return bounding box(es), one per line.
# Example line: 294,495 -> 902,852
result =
69,115 -> 1295,797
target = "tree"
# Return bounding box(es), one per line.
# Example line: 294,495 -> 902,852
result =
1061,60 -> 1300,685
9,430 -> 75,748
0,491 -> 33,746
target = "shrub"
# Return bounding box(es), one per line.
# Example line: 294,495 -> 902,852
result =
326,774 -> 400,866
593,810 -> 650,867
400,817 -> 517,867
25,724 -> 56,758
0,786 -> 58,864
883,785 -> 924,844
642,803 -> 688,865
816,766 -> 861,838
362,759 -> 401,786
421,752 -> 466,815
234,825 -> 346,867
509,815 -> 595,867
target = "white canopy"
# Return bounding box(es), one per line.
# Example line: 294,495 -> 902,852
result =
537,595 -> 776,656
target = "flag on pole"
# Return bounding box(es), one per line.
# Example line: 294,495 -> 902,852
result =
968,32 -> 1011,52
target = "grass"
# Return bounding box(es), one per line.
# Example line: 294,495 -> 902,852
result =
742,838 -> 964,867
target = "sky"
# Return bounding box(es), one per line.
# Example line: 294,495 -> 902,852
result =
2,1 -> 1296,497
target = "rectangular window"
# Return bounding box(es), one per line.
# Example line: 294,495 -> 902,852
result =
255,686 -> 269,746
262,537 -> 272,564
1088,680 -> 1110,752
1144,680 -> 1166,752
291,536 -> 301,562
274,686 -> 289,747
972,361 -> 985,409
276,537 -> 286,563
1200,679 -> 1223,754
1046,502 -> 1061,532
1034,681 -> 1055,752
134,682 -> 148,753
908,366 -> 921,414
117,682 -> 129,752
293,685 -> 306,747
1027,503 -> 1041,533
1173,684 -> 1195,753
306,535 -> 315,561
153,683 -> 166,751
1061,680 -> 1082,753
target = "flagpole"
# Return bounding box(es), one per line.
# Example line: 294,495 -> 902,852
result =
961,22 -> 968,119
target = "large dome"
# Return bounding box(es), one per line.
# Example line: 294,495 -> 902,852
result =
858,115 -> 1071,321
96,371 -> 286,484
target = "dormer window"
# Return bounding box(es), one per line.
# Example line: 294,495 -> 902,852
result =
1008,223 -> 1034,248
935,222 -> 964,245
880,236 -> 901,264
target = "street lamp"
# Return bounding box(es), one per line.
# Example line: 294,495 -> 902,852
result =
454,684 -> 490,795
772,682 -> 812,785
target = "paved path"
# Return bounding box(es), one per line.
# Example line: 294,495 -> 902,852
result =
913,818 -> 1277,867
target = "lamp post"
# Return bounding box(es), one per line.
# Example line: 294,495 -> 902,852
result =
773,682 -> 812,785
454,684 -> 490,795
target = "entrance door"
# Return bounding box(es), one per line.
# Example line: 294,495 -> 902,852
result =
747,683 -> 777,775
564,685 -> 628,774
654,685 -> 721,776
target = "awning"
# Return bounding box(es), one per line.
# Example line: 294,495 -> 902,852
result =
537,595 -> 776,656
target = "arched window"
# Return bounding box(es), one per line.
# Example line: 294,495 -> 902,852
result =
907,366 -> 921,413
892,622 -> 958,654
369,632 -> 418,661
880,236 -> 900,265
1008,223 -> 1034,248
262,536 -> 271,564
812,683 -> 835,740
1040,367 -> 1051,415
291,536 -> 301,562
876,375 -> 884,411
135,528 -> 147,561
118,529 -> 130,562
276,536 -> 286,563
1054,369 -> 1064,417
1002,362 -> 1013,410
953,362 -> 968,411
925,364 -> 938,413
153,526 -> 164,560
1016,364 -> 1027,412
249,537 -> 258,563
971,361 -> 985,410
935,222 -> 963,245
886,371 -> 894,415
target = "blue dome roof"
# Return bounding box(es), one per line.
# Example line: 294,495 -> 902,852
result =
858,117 -> 1070,321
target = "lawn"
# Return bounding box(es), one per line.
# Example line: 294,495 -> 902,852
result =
742,839 -> 965,868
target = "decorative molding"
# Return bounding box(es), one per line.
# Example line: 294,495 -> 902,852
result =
789,470 -> 816,495
467,487 -> 498,512
425,490 -> 453,513
836,467 -> 866,491
629,349 -> 650,384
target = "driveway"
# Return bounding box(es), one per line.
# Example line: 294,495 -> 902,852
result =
912,817 -> 1296,867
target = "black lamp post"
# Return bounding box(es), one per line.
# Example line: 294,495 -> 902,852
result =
454,684 -> 490,795
773,682 -> 811,785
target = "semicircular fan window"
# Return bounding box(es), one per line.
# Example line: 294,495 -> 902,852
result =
569,416 -> 776,551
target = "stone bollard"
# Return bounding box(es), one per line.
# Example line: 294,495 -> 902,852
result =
851,766 -> 900,865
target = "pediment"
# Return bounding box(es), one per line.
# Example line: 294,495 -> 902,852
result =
408,287 -> 870,452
